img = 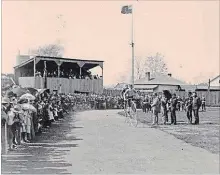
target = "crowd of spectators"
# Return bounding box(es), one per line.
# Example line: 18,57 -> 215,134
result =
1,85 -> 206,154
1,88 -> 127,153
1,90 -> 77,152
35,69 -> 102,80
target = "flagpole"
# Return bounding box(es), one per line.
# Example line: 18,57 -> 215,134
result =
131,5 -> 134,86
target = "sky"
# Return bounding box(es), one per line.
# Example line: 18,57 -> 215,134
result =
2,0 -> 219,86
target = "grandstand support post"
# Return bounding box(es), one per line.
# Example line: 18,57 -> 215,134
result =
58,65 -> 60,78
34,57 -> 36,88
80,67 -> 82,79
55,61 -> 62,93
58,64 -> 60,93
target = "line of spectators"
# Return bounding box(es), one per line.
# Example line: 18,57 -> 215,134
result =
1,91 -> 78,153
1,91 -> 128,153
35,70 -> 102,80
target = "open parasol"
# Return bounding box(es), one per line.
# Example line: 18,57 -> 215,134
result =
20,93 -> 36,101
21,103 -> 37,113
7,87 -> 29,97
37,89 -> 50,94
26,88 -> 38,96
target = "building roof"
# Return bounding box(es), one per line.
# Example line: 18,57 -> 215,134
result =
135,73 -> 187,86
180,85 -> 197,91
14,55 -> 104,70
35,55 -> 104,63
134,84 -> 158,90
210,75 -> 220,83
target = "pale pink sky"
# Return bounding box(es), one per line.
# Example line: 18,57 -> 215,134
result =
2,0 -> 219,86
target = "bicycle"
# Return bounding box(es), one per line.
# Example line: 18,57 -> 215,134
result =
124,98 -> 138,127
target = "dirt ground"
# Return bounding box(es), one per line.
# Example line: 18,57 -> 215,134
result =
119,107 -> 220,154
2,109 -> 219,174
1,112 -> 78,174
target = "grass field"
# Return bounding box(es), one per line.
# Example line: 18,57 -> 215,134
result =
118,107 -> 220,154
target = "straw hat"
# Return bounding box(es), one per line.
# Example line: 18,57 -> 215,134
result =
11,105 -> 22,113
2,97 -> 10,104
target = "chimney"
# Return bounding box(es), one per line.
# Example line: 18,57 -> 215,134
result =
168,73 -> 172,77
145,72 -> 150,81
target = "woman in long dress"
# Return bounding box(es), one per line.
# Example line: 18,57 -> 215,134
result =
48,102 -> 54,127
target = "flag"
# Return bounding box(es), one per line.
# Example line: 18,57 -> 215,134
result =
121,5 -> 132,14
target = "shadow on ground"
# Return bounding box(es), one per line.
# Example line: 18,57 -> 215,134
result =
2,112 -> 82,174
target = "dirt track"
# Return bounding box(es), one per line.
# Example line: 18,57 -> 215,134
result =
2,110 -> 219,174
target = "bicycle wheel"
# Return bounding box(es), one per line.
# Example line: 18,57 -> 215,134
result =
124,107 -> 130,123
123,101 -> 129,122
130,109 -> 138,127
130,102 -> 138,127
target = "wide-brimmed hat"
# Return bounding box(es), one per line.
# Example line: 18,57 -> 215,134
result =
2,97 -> 10,104
6,91 -> 16,98
11,105 -> 22,113
18,98 -> 28,104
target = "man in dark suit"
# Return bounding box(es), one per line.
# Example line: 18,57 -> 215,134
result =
170,93 -> 178,125
161,92 -> 168,124
185,92 -> 193,124
192,92 -> 201,125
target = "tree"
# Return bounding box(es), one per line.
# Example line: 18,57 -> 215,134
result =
144,52 -> 168,75
30,43 -> 64,57
134,52 -> 168,80
134,56 -> 145,80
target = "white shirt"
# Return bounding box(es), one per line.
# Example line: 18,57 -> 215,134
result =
124,88 -> 136,99
7,111 -> 15,125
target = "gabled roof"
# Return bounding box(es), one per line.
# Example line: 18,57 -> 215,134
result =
210,75 -> 220,83
14,55 -> 104,70
135,73 -> 187,86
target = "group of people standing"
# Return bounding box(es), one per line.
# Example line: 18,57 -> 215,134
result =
1,90 -> 73,152
147,91 -> 203,125
121,84 -> 205,126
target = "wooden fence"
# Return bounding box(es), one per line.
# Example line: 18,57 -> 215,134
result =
102,88 -> 220,106
19,77 -> 103,94
176,90 -> 220,106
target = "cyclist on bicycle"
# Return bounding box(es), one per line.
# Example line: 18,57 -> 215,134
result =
123,84 -> 137,113
122,84 -> 129,99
